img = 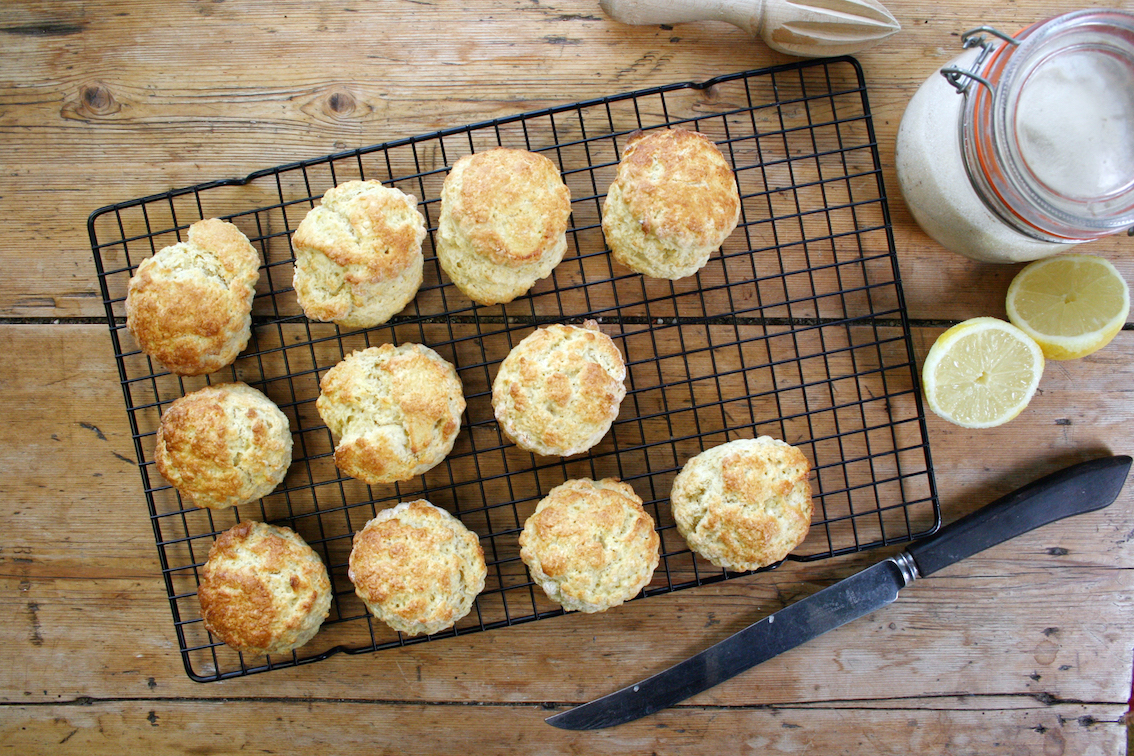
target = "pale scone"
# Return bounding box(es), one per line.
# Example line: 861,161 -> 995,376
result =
670,437 -> 813,571
316,343 -> 465,484
198,521 -> 332,656
519,478 -> 659,613
126,218 -> 260,375
602,128 -> 741,280
492,320 -> 626,457
348,500 -> 487,635
292,179 -> 426,328
436,147 -> 572,305
155,382 -> 292,510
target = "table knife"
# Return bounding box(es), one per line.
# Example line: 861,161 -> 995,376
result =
546,454 -> 1132,730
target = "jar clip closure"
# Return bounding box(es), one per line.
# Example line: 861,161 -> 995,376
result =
940,27 -> 1020,94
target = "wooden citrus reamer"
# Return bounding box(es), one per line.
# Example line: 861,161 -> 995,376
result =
600,0 -> 902,57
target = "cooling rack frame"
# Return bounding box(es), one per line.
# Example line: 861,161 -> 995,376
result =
89,56 -> 940,681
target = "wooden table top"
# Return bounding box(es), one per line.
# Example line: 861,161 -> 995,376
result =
2,2 -> 1131,753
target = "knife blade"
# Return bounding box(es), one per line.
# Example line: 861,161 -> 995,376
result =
546,454 -> 1131,730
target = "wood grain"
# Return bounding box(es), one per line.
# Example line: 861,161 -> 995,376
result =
1,1 -> 1130,320
1,699 -> 1125,755
2,0 -> 1132,751
2,326 -> 1131,754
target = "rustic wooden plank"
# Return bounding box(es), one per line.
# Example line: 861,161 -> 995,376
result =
1,1 -> 1129,319
2,557 -> 1130,704
2,324 -> 1131,716
3,0 -> 1133,749
0,698 -> 1124,755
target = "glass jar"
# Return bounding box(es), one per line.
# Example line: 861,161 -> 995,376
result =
895,10 -> 1134,263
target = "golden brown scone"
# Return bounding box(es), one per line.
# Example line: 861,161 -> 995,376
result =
519,478 -> 659,613
155,383 -> 292,510
198,521 -> 332,656
348,500 -> 487,635
670,437 -> 813,571
125,218 -> 260,375
492,320 -> 626,457
436,147 -> 572,305
602,128 -> 740,280
292,180 -> 426,328
316,344 -> 465,484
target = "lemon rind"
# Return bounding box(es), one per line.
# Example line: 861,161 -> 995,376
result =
921,317 -> 1045,429
1005,254 -> 1130,361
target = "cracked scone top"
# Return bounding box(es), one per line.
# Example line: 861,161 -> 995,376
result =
670,437 -> 813,571
519,478 -> 659,613
125,218 -> 260,375
198,521 -> 331,656
292,180 -> 427,328
492,321 -> 626,457
316,343 -> 465,484
602,128 -> 740,280
155,382 -> 292,510
436,147 -> 572,305
348,500 -> 487,636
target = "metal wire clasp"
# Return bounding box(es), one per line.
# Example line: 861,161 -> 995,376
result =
939,26 -> 1021,94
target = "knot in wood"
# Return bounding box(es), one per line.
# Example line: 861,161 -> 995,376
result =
698,83 -> 723,103
79,84 -> 117,116
327,91 -> 356,116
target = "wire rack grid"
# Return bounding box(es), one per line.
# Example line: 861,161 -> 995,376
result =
89,56 -> 939,681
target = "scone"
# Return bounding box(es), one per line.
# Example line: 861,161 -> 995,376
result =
198,521 -> 332,655
155,382 -> 292,510
316,343 -> 465,484
519,478 -> 659,613
292,179 -> 426,328
348,500 -> 487,635
492,320 -> 626,456
126,218 -> 260,375
436,147 -> 572,305
670,437 -> 813,571
602,128 -> 741,280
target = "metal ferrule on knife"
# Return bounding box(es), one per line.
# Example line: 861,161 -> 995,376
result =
889,551 -> 920,587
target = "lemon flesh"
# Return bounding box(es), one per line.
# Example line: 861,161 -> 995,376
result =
922,317 -> 1045,429
1006,254 -> 1130,360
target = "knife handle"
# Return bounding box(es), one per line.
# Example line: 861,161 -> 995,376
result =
907,455 -> 1131,577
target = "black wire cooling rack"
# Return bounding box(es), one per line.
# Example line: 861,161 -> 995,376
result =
89,57 -> 939,682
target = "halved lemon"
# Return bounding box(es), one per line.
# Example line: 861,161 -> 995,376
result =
1005,254 -> 1130,361
922,317 -> 1044,429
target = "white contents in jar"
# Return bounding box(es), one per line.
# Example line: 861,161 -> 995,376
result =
1014,49 -> 1134,202
895,48 -> 1074,264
